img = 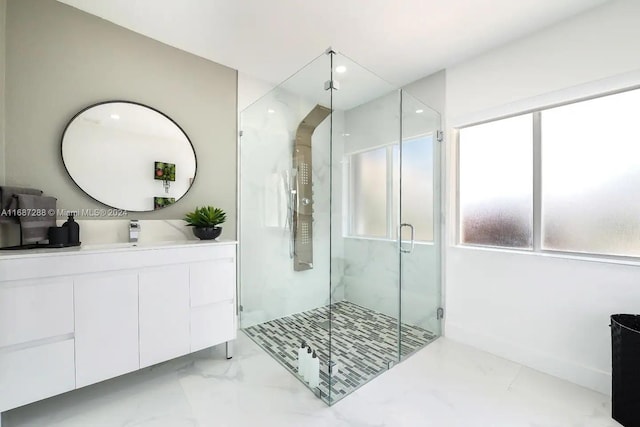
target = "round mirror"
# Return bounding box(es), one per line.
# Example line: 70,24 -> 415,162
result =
61,101 -> 197,212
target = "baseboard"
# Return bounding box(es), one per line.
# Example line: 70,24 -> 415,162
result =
445,322 -> 612,395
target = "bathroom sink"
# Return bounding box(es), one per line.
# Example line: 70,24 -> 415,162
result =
80,242 -> 141,250
79,240 -> 206,250
0,240 -> 229,255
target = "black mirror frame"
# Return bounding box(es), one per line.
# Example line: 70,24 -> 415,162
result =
60,100 -> 198,212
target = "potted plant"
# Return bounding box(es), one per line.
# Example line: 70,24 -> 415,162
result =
184,206 -> 227,240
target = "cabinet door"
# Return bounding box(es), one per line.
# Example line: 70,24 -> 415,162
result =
139,265 -> 190,368
74,273 -> 139,388
189,259 -> 235,307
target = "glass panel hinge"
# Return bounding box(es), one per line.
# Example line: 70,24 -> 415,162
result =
324,80 -> 340,91
436,130 -> 444,142
437,307 -> 444,320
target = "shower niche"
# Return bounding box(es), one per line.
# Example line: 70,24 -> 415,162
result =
239,49 -> 442,404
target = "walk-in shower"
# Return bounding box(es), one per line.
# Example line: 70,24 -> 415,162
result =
239,49 -> 442,404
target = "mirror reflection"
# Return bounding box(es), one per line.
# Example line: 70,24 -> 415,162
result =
61,101 -> 197,211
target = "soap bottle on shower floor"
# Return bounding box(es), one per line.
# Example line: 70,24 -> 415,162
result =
297,342 -> 308,377
309,350 -> 320,388
304,346 -> 313,382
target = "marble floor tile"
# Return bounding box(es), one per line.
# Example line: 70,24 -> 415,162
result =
3,333 -> 620,427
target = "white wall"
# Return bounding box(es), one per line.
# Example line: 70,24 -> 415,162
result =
404,70 -> 446,121
238,72 -> 275,112
447,0 -> 640,123
444,0 -> 640,395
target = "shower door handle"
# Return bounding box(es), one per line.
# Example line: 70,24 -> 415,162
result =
288,188 -> 296,259
399,223 -> 415,254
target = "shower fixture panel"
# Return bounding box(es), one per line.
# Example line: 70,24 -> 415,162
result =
292,104 -> 331,271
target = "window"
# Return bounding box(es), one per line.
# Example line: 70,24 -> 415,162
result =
459,114 -> 533,249
541,89 -> 640,257
351,147 -> 387,237
458,87 -> 640,259
394,137 -> 434,241
347,135 -> 434,241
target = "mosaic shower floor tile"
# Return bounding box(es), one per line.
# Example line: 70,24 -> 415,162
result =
243,301 -> 437,404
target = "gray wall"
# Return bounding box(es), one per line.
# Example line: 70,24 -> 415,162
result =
0,0 -> 6,186
4,0 -> 237,235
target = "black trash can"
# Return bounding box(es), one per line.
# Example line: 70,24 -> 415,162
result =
611,314 -> 640,426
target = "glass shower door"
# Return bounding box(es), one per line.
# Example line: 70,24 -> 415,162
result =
328,52 -> 401,404
398,91 -> 442,358
239,52 -> 334,399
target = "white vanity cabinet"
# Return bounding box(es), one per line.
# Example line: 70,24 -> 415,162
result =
0,241 -> 237,423
139,265 -> 191,367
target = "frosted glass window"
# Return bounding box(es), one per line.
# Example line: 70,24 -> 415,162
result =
541,89 -> 640,257
393,137 -> 434,241
351,147 -> 387,237
392,145 -> 400,240
459,114 -> 533,248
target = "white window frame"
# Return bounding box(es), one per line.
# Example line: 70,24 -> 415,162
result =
344,134 -> 434,243
456,85 -> 640,262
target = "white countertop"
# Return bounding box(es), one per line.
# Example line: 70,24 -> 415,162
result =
0,239 -> 238,260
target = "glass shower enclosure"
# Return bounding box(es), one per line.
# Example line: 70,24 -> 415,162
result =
239,49 -> 441,404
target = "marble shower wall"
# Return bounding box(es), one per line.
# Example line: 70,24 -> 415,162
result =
340,90 -> 441,333
343,239 -> 440,332
239,85 -> 345,328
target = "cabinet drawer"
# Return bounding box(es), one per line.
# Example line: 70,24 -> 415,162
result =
190,300 -> 236,352
190,259 -> 235,307
0,280 -> 74,348
0,339 -> 75,412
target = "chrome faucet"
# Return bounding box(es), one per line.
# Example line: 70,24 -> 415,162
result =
129,220 -> 140,243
